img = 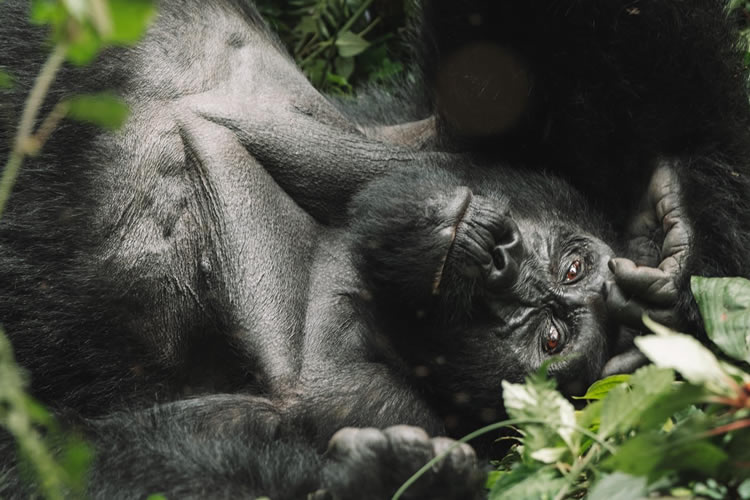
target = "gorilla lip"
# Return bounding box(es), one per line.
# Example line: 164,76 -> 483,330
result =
432,188 -> 474,294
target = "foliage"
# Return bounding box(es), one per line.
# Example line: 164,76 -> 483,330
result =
0,1 -> 153,498
255,0 -> 411,94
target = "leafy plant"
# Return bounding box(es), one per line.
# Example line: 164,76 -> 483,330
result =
255,0 -> 410,93
395,276 -> 750,500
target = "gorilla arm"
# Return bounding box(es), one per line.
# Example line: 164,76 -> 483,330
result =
177,77 -> 450,225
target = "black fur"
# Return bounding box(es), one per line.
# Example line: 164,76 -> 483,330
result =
411,0 -> 750,333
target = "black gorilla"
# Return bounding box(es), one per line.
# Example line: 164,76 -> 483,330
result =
0,0 -> 621,497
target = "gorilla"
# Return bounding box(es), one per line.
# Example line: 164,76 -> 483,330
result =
0,0 -> 747,498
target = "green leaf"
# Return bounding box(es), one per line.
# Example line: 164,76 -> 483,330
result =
335,30 -> 370,57
0,69 -> 13,89
60,438 -> 93,494
598,365 -> 674,438
603,432 -> 728,481
326,72 -> 352,93
692,276 -> 750,363
107,0 -> 156,44
573,374 -> 631,400
30,0 -> 67,28
635,322 -> 734,395
488,465 -> 566,500
66,24 -> 103,65
502,376 -> 579,459
294,16 -> 317,35
587,472 -> 648,500
738,478 -> 750,499
65,93 -> 129,129
334,56 -> 355,80
636,383 -> 706,431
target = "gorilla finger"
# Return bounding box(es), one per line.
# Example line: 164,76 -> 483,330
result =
326,427 -> 386,460
643,307 -> 684,331
605,281 -> 649,329
609,258 -> 678,306
606,282 -> 682,330
430,437 -> 477,474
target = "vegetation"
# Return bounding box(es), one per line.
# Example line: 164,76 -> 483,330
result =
255,0 -> 413,93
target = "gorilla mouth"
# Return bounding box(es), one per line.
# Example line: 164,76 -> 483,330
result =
432,187 -> 474,294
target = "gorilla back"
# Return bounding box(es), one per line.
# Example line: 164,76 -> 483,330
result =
0,0 -> 618,496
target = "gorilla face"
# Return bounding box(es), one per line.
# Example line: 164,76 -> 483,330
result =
423,191 -> 615,407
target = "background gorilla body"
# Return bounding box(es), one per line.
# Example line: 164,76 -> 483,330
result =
405,0 -> 750,334
0,0 -> 619,497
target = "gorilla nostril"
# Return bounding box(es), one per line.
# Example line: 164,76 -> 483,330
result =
488,246 -> 519,290
492,247 -> 506,270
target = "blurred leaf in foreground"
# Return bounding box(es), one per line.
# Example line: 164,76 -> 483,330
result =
65,92 -> 129,129
692,276 -> 750,364
0,69 -> 14,89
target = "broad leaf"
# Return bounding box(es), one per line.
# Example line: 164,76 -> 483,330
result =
488,465 -> 566,500
66,93 -> 129,129
335,30 -> 370,57
692,276 -> 750,363
573,374 -> 630,400
603,431 -> 727,481
636,383 -> 706,431
587,472 -> 648,500
0,69 -> 14,89
636,321 -> 734,395
502,377 -> 579,458
598,365 -> 674,438
107,0 -> 156,44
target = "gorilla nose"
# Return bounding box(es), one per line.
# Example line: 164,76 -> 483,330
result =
487,218 -> 524,290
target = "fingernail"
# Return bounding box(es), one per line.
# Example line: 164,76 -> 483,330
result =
608,259 -> 616,272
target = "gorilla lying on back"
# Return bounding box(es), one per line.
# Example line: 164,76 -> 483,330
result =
2,0 -> 748,497
0,0 -> 627,497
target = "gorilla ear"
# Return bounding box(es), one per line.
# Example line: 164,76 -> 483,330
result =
433,43 -> 531,138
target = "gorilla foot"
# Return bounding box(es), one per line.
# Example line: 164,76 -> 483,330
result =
322,425 -> 485,500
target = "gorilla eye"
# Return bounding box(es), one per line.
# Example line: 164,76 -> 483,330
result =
564,259 -> 583,283
543,325 -> 562,354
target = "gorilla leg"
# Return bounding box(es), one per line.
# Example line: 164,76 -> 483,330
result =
0,396 -> 486,500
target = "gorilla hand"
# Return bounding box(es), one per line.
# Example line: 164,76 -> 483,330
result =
606,160 -> 693,330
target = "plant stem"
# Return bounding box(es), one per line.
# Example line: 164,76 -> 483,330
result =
339,0 -> 374,35
553,444 -> 600,500
0,43 -> 68,220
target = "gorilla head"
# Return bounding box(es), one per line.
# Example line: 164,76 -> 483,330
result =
347,162 -> 617,433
